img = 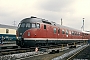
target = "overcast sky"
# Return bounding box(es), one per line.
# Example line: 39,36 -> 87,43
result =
0,0 -> 90,31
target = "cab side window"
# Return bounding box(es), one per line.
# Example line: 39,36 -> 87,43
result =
44,25 -> 46,29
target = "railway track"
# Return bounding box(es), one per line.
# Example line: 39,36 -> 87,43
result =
0,48 -> 48,60
0,47 -> 36,56
19,46 -> 79,60
66,44 -> 90,60
52,44 -> 89,60
0,44 -> 64,56
0,45 -> 70,60
0,43 -> 35,56
0,43 -> 86,60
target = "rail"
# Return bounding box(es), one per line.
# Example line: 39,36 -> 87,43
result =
52,44 -> 89,60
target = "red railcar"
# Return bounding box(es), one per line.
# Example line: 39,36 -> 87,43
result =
16,16 -> 90,47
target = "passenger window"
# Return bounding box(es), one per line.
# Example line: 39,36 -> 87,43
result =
75,32 -> 77,35
77,32 -> 79,35
26,23 -> 30,28
54,28 -> 56,33
44,25 -> 46,29
37,23 -> 40,28
32,23 -> 36,28
66,30 -> 68,35
62,29 -> 65,34
72,31 -> 74,35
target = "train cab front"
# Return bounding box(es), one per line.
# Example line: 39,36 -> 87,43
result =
16,23 -> 28,47
16,19 -> 40,47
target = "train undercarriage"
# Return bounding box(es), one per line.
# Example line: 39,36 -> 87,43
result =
16,39 -> 88,48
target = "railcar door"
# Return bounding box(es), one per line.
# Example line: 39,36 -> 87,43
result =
53,27 -> 58,38
57,28 -> 60,38
46,25 -> 53,38
43,24 -> 47,38
39,24 -> 47,38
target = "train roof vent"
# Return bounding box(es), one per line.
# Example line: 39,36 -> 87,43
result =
51,21 -> 56,26
31,16 -> 37,18
42,19 -> 48,22
42,19 -> 51,24
51,21 -> 55,23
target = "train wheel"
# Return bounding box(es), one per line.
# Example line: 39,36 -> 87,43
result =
51,50 -> 55,54
56,50 -> 59,53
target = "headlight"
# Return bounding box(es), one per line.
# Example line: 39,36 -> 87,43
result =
17,37 -> 21,40
16,36 -> 18,39
20,33 -> 22,35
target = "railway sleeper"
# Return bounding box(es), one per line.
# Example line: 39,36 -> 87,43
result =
18,50 -> 26,53
9,51 -> 19,54
49,50 -> 60,54
0,46 -> 18,49
55,50 -> 59,53
1,52 -> 11,55
69,45 -> 76,48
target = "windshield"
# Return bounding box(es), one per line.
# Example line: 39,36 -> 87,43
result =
18,23 -> 40,28
32,23 -> 36,28
21,23 -> 25,27
26,23 -> 31,28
